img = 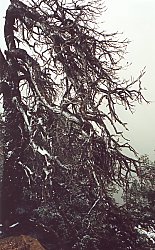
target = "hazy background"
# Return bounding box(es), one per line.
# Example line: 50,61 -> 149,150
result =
0,0 -> 155,160
104,0 -> 155,161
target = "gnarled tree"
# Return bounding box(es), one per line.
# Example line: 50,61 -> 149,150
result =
0,0 -> 147,249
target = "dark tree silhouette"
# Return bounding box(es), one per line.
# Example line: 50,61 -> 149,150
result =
0,0 -> 148,248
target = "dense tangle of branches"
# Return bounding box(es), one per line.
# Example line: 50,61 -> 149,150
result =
0,1 -> 147,243
2,0 -> 146,183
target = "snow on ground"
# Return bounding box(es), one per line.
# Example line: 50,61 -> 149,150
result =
0,223 -> 2,234
136,225 -> 155,244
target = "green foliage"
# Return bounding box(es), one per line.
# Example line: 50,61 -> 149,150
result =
123,155 -> 155,247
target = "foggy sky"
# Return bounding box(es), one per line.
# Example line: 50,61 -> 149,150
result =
104,0 -> 155,160
0,0 -> 155,160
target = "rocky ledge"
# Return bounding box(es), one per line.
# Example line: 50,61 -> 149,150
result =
0,235 -> 45,250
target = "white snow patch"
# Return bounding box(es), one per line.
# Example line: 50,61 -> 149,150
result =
7,151 -> 13,157
43,167 -> 52,180
19,161 -> 34,184
24,165 -> 34,175
9,222 -> 19,228
136,225 -> 155,243
32,142 -> 49,157
38,117 -> 43,125
31,142 -> 69,170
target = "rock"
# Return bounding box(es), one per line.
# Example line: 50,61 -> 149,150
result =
0,234 -> 45,250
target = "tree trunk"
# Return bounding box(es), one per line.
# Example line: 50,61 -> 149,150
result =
1,58 -> 28,232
